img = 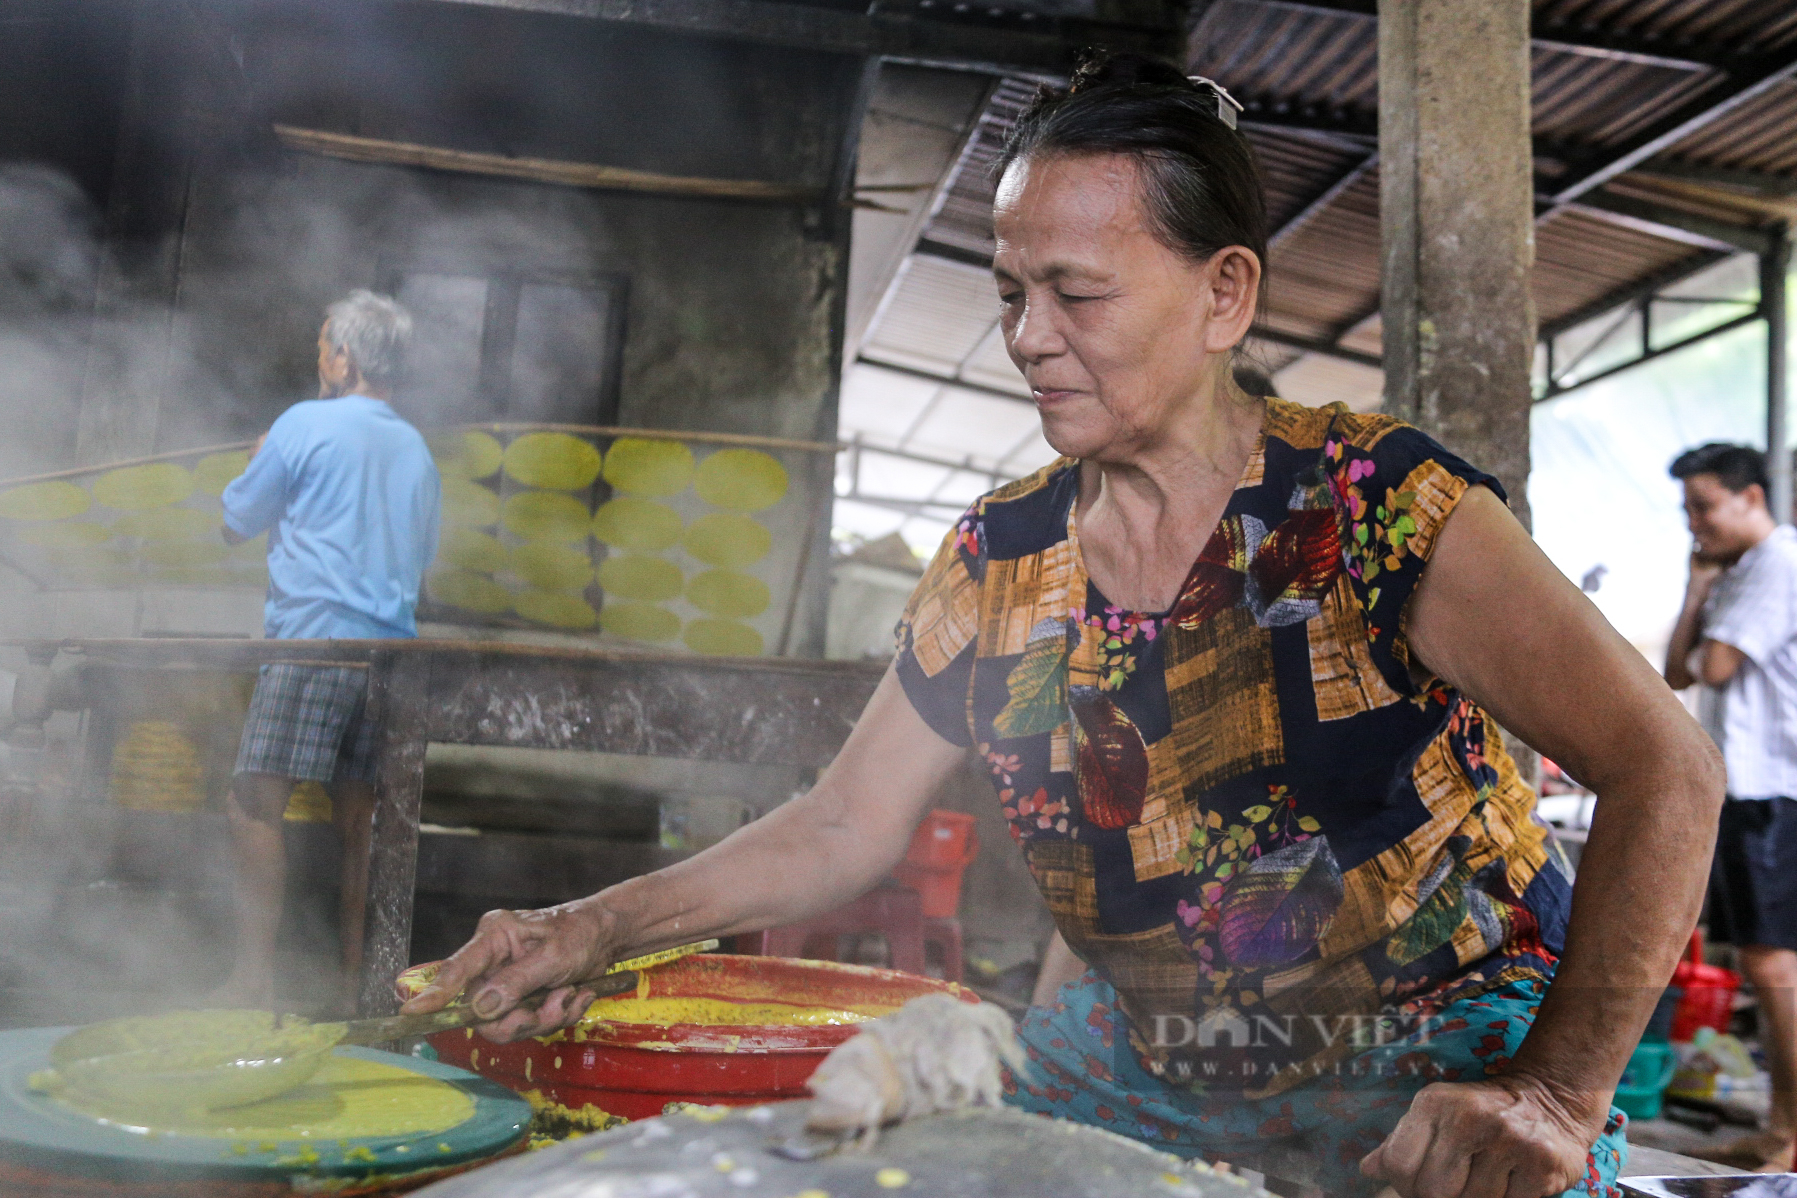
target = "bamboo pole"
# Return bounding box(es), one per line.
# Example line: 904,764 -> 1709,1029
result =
273,125 -> 822,204
0,441 -> 256,490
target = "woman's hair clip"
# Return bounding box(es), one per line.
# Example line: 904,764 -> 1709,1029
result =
1186,75 -> 1244,129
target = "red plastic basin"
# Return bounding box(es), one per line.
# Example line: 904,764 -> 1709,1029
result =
399,953 -> 975,1121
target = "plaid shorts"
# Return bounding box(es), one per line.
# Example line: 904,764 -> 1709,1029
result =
234,663 -> 377,785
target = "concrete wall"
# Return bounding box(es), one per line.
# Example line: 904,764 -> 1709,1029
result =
157,154 -> 850,450
87,0 -> 863,453
0,0 -> 867,652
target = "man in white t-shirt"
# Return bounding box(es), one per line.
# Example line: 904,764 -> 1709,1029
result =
1666,441 -> 1797,1169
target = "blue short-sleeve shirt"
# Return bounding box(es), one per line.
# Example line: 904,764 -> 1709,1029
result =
223,395 -> 441,640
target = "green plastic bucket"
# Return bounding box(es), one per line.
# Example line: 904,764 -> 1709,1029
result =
1615,1039 -> 1678,1120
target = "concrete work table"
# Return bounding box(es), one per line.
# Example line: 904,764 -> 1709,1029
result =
7,638 -> 886,1013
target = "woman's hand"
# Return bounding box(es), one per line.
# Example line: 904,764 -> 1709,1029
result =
1361,1074 -> 1606,1198
399,898 -> 620,1042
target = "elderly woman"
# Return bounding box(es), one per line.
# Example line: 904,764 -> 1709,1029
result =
407,54 -> 1721,1198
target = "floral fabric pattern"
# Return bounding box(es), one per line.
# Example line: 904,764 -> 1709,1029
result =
1004,970 -> 1626,1198
895,398 -> 1574,1096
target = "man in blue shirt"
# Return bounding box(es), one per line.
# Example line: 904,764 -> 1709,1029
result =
216,290 -> 440,1010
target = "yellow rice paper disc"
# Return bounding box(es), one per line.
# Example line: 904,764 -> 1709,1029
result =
442,477 -> 501,528
193,451 -> 250,496
428,570 -> 512,614
597,555 -> 683,603
114,507 -> 216,541
511,542 -> 595,591
600,602 -> 680,642
93,463 -> 194,511
18,523 -> 111,548
683,618 -> 764,656
682,512 -> 772,568
0,480 -> 90,521
513,589 -> 599,629
439,528 -> 507,573
686,568 -> 771,618
141,540 -> 228,568
602,438 -> 695,497
502,491 -> 591,542
694,449 -> 787,512
432,430 -> 504,481
504,432 -> 603,491
591,497 -> 683,553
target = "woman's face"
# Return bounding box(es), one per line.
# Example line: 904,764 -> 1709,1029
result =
992,152 -> 1260,462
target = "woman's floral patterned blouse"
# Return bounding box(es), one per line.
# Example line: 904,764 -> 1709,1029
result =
895,398 -> 1572,1096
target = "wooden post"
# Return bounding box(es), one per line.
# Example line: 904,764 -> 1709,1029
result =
1377,0 -> 1537,530
1765,228 -> 1791,523
356,650 -> 431,1016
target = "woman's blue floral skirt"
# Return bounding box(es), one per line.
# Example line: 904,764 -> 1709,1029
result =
1003,970 -> 1627,1198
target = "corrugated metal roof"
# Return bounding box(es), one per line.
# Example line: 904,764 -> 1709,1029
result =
915,78 -> 1036,261
1671,79 -> 1797,175
839,0 -> 1797,548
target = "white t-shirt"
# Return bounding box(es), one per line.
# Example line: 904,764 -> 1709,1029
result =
1704,524 -> 1797,799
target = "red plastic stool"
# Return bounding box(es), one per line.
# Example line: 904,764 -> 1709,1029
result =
749,887 -> 927,976
922,916 -> 964,983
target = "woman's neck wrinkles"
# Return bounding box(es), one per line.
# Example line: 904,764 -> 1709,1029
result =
1076,380 -> 1264,611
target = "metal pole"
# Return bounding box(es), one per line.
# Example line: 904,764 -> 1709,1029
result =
1766,226 -> 1792,525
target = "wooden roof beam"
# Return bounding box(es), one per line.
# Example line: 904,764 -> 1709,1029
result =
1537,248 -> 1732,341
1248,326 -> 1381,369
853,355 -> 1033,404
1560,191 -> 1774,256
1633,159 -> 1797,198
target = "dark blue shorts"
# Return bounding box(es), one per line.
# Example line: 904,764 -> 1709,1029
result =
1709,796 -> 1797,952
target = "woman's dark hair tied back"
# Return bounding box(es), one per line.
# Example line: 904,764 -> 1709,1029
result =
1065,48 -> 1189,93
1002,49 -> 1269,275
1066,53 -> 1242,129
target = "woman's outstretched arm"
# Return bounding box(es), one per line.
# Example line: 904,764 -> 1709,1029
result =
402,665 -> 967,1041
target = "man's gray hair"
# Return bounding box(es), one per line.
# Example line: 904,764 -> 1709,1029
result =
324,289 -> 412,387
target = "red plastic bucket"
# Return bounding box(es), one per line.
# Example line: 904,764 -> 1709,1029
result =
1671,929 -> 1741,1041
893,809 -> 979,919
398,953 -> 976,1121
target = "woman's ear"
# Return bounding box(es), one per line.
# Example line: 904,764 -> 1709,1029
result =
1204,246 -> 1262,353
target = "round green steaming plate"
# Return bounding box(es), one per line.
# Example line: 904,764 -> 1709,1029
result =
0,1027 -> 528,1182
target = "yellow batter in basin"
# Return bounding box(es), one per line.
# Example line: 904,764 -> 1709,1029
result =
54,1053 -> 473,1141
35,1011 -> 473,1141
579,994 -> 887,1028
